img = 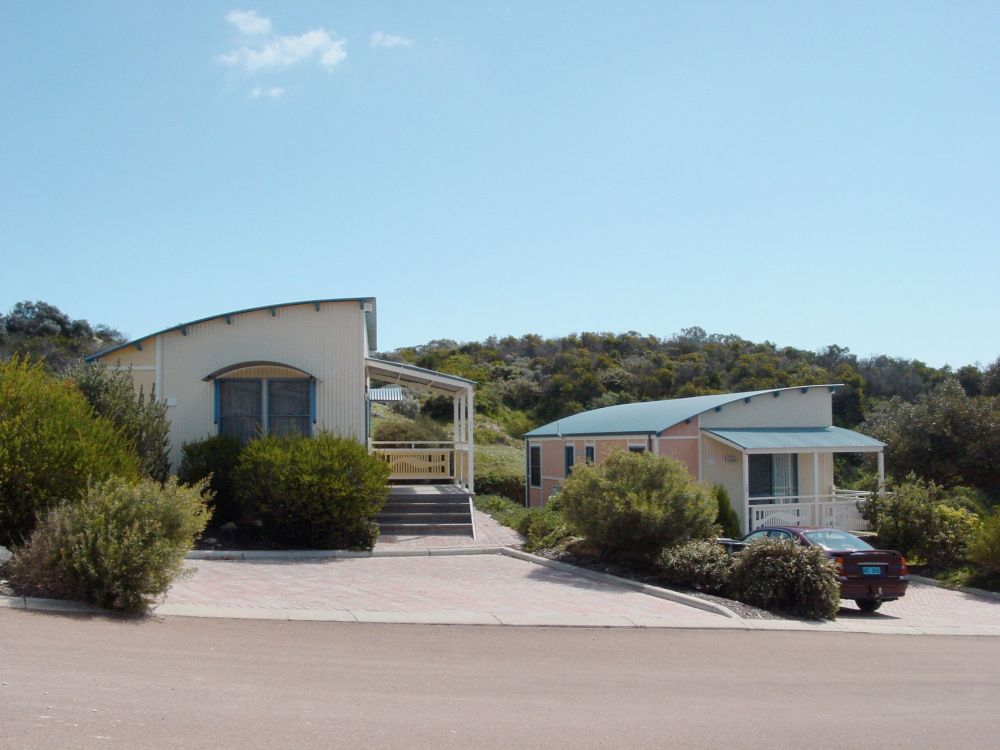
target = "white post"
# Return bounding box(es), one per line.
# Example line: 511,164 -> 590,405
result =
877,451 -> 885,493
742,451 -> 751,534
813,452 -> 820,526
466,387 -> 475,494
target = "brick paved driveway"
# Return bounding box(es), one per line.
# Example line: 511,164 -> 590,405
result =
839,580 -> 1000,627
161,553 -> 729,626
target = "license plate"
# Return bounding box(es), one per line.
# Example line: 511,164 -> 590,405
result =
860,565 -> 883,577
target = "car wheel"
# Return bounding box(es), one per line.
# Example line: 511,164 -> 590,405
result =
855,599 -> 882,613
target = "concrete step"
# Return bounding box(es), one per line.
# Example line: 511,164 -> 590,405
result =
377,513 -> 472,524
377,522 -> 474,536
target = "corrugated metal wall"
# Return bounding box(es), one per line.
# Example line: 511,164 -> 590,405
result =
156,301 -> 366,469
699,388 -> 832,428
700,434 -> 746,532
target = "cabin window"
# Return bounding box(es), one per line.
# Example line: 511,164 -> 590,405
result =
585,445 -> 595,464
528,445 -> 542,487
628,444 -> 646,453
217,378 -> 313,443
749,454 -> 799,501
564,445 -> 575,477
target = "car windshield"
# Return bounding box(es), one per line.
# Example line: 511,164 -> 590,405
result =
802,530 -> 873,551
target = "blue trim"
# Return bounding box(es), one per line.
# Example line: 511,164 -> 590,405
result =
310,378 -> 317,424
213,380 -> 220,426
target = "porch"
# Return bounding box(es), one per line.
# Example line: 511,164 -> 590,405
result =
701,426 -> 886,534
365,358 -> 475,494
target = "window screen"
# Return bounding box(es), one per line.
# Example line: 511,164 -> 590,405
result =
529,445 -> 542,487
219,380 -> 262,443
268,380 -> 311,437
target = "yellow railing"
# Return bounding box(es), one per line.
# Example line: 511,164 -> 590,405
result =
370,441 -> 456,481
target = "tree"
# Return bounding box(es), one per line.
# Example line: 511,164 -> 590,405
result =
0,301 -> 124,371
862,379 -> 1000,495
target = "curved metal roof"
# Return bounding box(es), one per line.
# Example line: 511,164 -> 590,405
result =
85,297 -> 377,361
523,385 -> 840,438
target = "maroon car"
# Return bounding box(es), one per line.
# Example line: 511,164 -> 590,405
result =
736,526 -> 909,612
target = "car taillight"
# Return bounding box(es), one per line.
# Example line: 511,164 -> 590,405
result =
899,556 -> 908,576
834,556 -> 845,575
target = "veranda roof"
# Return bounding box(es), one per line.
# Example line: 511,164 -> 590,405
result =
702,426 -> 884,453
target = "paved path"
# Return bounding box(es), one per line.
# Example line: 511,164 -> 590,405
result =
839,579 -> 1000,629
159,553 -> 729,627
374,508 -> 524,550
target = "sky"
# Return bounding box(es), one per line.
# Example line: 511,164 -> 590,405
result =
1,2 -> 998,368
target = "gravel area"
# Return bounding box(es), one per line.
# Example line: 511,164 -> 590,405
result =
533,548 -> 780,620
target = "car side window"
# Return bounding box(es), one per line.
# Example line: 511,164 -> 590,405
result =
743,531 -> 769,543
768,530 -> 794,540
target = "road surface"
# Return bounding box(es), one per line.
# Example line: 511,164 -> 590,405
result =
2,608 -> 999,749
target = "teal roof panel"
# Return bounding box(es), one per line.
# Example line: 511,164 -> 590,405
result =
703,427 -> 884,451
523,386 -> 839,438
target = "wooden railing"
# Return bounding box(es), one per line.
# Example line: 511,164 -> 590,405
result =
370,441 -> 472,488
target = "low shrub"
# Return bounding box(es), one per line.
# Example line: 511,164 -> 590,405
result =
234,433 -> 390,549
475,444 -> 526,503
472,495 -> 570,551
177,435 -> 244,523
967,510 -> 1000,577
6,477 -> 210,613
865,477 -> 979,568
371,415 -> 449,443
657,540 -> 733,594
714,486 -> 741,539
729,539 -> 840,620
0,356 -> 139,548
558,450 -> 717,569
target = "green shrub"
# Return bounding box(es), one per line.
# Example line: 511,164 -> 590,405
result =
968,510 -> 1000,577
475,444 -> 526,503
729,539 -> 840,620
234,433 -> 390,549
177,435 -> 244,524
714,485 -> 741,539
6,477 -> 210,613
68,361 -> 171,481
472,495 -> 569,551
657,540 -> 733,594
865,477 -> 979,568
372,415 -> 448,442
0,356 -> 139,548
558,449 -> 717,569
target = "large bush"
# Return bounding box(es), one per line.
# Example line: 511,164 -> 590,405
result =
657,540 -> 733,594
729,539 -> 841,620
558,450 -> 717,569
234,433 -> 390,549
177,435 -> 244,524
865,477 -> 979,568
6,477 -> 210,613
69,362 -> 171,481
967,510 -> 1000,578
0,357 -> 139,548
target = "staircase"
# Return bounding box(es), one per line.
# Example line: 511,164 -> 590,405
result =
377,485 -> 475,537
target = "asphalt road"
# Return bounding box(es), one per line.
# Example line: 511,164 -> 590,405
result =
2,608 -> 999,749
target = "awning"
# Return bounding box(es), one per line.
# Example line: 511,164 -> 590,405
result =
366,358 -> 474,396
703,426 -> 884,453
369,386 -> 404,403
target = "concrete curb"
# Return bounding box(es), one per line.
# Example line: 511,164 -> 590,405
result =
497,548 -> 741,620
909,575 -> 1000,602
185,547 -> 509,561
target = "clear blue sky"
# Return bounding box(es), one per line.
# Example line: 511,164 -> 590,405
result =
2,2 -> 997,368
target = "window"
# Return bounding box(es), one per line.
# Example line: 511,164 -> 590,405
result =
218,380 -> 262,442
217,378 -> 313,443
628,444 -> 646,453
564,445 -> 575,477
528,445 -> 542,488
585,445 -> 595,464
749,454 -> 799,502
268,380 -> 311,437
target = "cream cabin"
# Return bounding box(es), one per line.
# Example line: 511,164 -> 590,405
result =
86,298 -> 475,496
